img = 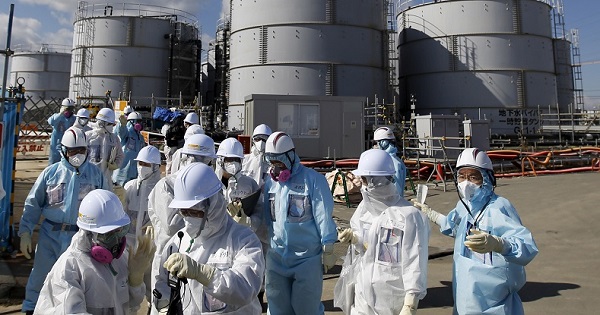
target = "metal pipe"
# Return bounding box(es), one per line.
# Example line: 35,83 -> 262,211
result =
1,4 -> 15,116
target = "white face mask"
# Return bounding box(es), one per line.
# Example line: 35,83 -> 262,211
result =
458,180 -> 480,201
224,161 -> 241,175
68,153 -> 86,167
182,216 -> 205,238
252,141 -> 266,155
137,165 -> 154,180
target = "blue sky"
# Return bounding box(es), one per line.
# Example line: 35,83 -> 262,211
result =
1,0 -> 599,109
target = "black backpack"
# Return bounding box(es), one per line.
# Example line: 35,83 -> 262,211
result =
165,116 -> 185,147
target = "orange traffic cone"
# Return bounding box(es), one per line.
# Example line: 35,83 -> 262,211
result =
435,163 -> 445,181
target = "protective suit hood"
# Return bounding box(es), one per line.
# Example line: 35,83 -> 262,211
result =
458,167 -> 495,215
185,191 -> 229,241
360,181 -> 401,216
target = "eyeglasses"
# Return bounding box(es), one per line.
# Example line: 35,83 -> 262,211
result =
66,147 -> 87,156
456,173 -> 483,183
253,136 -> 267,142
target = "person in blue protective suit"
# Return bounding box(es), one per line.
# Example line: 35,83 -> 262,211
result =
47,98 -> 76,165
18,127 -> 110,314
336,149 -> 429,315
34,189 -> 156,315
262,131 -> 338,315
413,148 -> 538,315
151,162 -> 265,314
373,126 -> 407,197
113,111 -> 146,186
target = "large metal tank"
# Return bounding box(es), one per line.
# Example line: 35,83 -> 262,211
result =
69,3 -> 200,104
554,38 -> 574,112
228,0 -> 387,129
9,44 -> 71,101
397,0 -> 557,136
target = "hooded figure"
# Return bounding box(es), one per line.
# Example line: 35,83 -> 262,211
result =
151,163 -> 265,314
169,124 -> 206,175
34,189 -> 155,315
19,127 -> 109,314
86,108 -> 124,189
336,149 -> 429,315
73,108 -> 92,133
113,111 -> 146,186
262,131 -> 337,315
47,98 -> 76,165
241,124 -> 272,187
373,127 -> 407,197
413,148 -> 538,315
147,134 -> 218,294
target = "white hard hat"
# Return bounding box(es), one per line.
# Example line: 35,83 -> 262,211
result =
77,189 -> 130,233
123,105 -> 133,115
217,137 -> 244,158
182,134 -> 216,158
456,148 -> 493,171
252,124 -> 272,138
169,163 -> 223,209
184,112 -> 199,125
265,131 -> 295,154
96,108 -> 116,124
352,149 -> 395,176
61,98 -> 75,107
184,124 -> 205,140
127,111 -> 142,120
61,127 -> 87,148
373,127 -> 395,141
75,108 -> 90,119
134,145 -> 161,165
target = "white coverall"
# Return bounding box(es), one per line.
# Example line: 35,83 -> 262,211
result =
343,182 -> 429,315
151,193 -> 265,314
34,229 -> 145,315
86,128 -> 124,188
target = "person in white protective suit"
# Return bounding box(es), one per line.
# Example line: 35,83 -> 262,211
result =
72,108 -> 92,133
123,145 -> 162,304
241,124 -> 272,187
19,127 -> 110,314
47,98 -> 76,165
336,149 -> 429,315
151,162 -> 265,314
86,107 -> 124,190
115,105 -> 134,133
373,127 -> 407,197
412,148 -> 538,315
147,134 -> 217,293
184,112 -> 200,128
113,111 -> 146,186
34,189 -> 156,315
169,124 -> 205,175
215,137 -> 259,225
124,145 -> 162,245
262,131 -> 338,315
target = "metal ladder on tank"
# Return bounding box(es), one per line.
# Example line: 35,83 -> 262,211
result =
72,1 -> 95,102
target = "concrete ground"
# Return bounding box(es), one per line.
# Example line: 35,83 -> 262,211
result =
0,157 -> 599,314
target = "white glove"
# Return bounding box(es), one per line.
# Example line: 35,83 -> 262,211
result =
322,244 -> 336,273
226,200 -> 243,218
108,162 -> 119,171
338,228 -> 358,244
399,293 -> 419,315
20,233 -> 32,259
412,199 -> 444,226
164,253 -> 216,286
128,227 -> 156,287
464,229 -> 507,254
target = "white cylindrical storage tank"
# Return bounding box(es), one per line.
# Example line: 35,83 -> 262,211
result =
228,0 -> 387,129
398,0 -> 557,136
69,3 -> 199,104
9,44 -> 71,101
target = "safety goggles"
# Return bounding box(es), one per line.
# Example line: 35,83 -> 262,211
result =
253,136 -> 268,142
456,169 -> 483,184
179,199 -> 209,218
360,176 -> 395,189
95,224 -> 130,247
66,147 -> 87,156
